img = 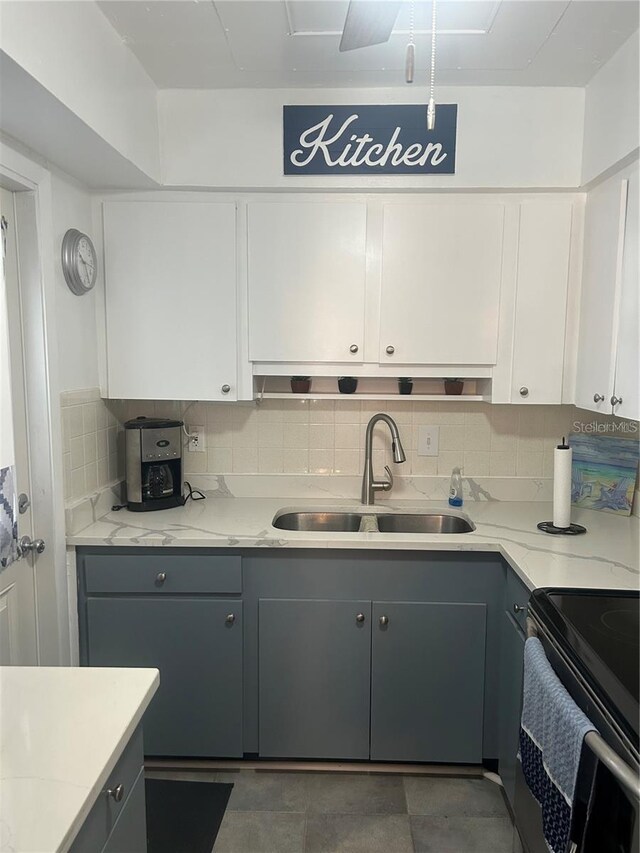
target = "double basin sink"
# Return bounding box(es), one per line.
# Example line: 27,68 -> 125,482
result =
272,509 -> 475,535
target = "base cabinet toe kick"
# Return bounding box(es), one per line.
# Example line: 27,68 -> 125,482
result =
77,547 -> 529,794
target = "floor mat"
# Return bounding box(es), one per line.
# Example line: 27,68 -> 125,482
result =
145,778 -> 233,853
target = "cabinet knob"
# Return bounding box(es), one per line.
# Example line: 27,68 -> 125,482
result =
386,345 -> 395,355
355,613 -> 365,623
513,603 -> 526,614
611,395 -> 622,406
349,344 -> 359,354
379,615 -> 389,626
225,613 -> 236,625
593,393 -> 605,403
155,572 -> 167,585
519,386 -> 529,398
107,784 -> 125,803
221,384 -> 231,394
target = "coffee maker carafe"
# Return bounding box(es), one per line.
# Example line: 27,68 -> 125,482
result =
125,417 -> 185,511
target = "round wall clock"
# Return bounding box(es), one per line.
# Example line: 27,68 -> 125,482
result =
61,229 -> 97,295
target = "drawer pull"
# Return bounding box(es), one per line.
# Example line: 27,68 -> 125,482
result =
379,615 -> 389,626
156,572 -> 167,585
513,603 -> 526,614
225,613 -> 236,625
107,784 -> 125,803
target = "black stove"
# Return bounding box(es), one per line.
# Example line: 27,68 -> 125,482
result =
530,588 -> 639,750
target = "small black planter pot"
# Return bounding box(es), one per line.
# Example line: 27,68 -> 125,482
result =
291,377 -> 311,394
444,379 -> 464,396
398,378 -> 413,395
338,377 -> 358,394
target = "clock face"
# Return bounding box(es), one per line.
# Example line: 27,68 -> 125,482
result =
62,229 -> 97,295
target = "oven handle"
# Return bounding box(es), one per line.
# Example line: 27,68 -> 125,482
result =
526,617 -> 640,804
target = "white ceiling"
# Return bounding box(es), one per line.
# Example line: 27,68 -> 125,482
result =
97,0 -> 640,88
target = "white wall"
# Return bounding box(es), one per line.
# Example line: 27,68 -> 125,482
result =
50,171 -> 101,392
159,86 -> 585,190
0,1 -> 161,182
582,32 -> 639,186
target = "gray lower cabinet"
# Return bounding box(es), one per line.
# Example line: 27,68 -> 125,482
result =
498,610 -> 526,808
258,599 -> 371,759
102,769 -> 147,853
371,601 -> 487,763
86,597 -> 243,757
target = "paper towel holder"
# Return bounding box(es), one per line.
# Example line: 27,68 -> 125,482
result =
537,521 -> 587,535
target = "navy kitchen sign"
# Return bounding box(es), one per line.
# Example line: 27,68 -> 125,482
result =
283,104 -> 457,176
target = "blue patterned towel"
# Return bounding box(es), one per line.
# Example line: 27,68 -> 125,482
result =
519,637 -> 596,853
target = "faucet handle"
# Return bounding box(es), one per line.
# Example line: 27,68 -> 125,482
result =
382,465 -> 394,491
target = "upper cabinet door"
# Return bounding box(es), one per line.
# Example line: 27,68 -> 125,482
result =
613,165 -> 639,421
103,202 -> 237,400
510,201 -> 573,404
378,202 -> 505,365
247,202 -> 367,363
574,179 -> 628,413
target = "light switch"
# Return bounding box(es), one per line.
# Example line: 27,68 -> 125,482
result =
417,425 -> 439,457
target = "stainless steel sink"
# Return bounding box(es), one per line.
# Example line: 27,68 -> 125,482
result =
272,509 -> 474,534
272,511 -> 364,532
376,512 -> 475,534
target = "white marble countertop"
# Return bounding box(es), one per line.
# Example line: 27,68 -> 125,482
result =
0,666 -> 159,853
67,495 -> 639,592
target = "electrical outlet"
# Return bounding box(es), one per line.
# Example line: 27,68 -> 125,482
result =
188,425 -> 206,453
417,425 -> 439,457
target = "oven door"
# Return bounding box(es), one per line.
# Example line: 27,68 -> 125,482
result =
514,616 -> 639,853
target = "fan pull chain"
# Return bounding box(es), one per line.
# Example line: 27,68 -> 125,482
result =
405,0 -> 415,83
427,0 -> 437,129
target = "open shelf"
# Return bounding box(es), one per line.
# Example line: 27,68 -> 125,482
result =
260,393 -> 487,402
254,376 -> 492,402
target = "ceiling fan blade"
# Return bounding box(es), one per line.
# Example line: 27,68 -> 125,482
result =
339,1 -> 403,52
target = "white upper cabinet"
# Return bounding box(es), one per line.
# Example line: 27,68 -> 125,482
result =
612,165 -> 639,421
247,202 -> 367,363
378,202 -> 505,365
575,167 -> 638,419
103,201 -> 238,400
509,201 -> 573,404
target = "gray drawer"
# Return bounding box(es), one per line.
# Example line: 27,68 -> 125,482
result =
506,569 -> 531,632
70,726 -> 144,853
84,553 -> 242,595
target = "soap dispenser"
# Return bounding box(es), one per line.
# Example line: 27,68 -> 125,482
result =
448,467 -> 463,507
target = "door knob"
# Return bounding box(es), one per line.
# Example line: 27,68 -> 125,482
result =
349,344 -> 359,354
18,535 -> 45,557
519,386 -> 529,398
593,393 -> 605,403
225,613 -> 236,625
155,572 -> 167,585
107,784 -> 125,803
379,615 -> 389,626
386,345 -> 395,355
611,395 -> 622,406
221,384 -> 231,394
355,613 -> 365,623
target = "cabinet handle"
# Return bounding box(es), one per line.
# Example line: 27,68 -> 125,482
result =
349,344 -> 359,354
513,603 -> 526,614
221,384 -> 231,394
379,615 -> 389,626
355,613 -> 365,623
593,393 -> 605,403
155,572 -> 167,585
107,784 -> 125,803
611,395 -> 623,406
385,346 -> 395,355
225,613 -> 236,625
519,386 -> 529,398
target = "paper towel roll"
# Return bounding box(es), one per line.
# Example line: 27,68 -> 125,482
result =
553,438 -> 572,529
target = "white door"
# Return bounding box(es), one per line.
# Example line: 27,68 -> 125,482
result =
103,201 -> 238,400
247,201 -> 367,363
612,165 -> 639,421
0,188 -> 38,665
378,202 -> 505,365
574,177 -> 628,413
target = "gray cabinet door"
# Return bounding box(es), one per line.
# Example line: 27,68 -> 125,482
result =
371,601 -> 487,763
86,597 -> 242,757
498,611 -> 526,808
102,769 -> 147,853
258,599 -> 371,759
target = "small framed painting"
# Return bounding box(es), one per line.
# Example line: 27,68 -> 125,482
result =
570,434 -> 639,516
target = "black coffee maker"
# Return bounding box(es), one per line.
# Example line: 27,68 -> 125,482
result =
124,417 -> 185,511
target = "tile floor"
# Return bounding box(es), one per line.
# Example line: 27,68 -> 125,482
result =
146,769 -> 516,853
